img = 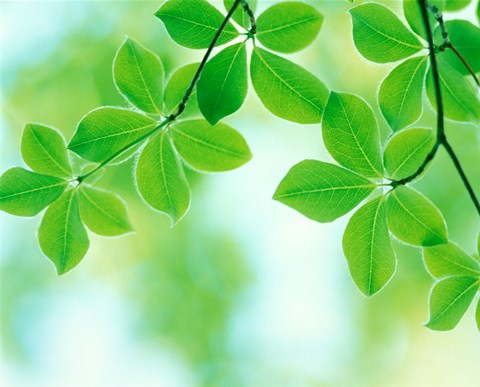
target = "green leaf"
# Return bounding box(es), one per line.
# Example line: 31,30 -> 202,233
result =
444,0 -> 471,11
273,160 -> 376,223
38,189 -> 90,275
136,131 -> 190,226
21,124 -> 72,178
155,0 -> 239,49
349,3 -> 423,63
343,196 -> 396,296
69,107 -> 157,163
426,57 -> 480,123
250,47 -> 329,124
435,20 -> 480,75
426,276 -> 479,331
171,119 -> 251,172
403,0 -> 444,40
383,128 -> 435,180
423,242 -> 480,278
78,186 -> 133,237
113,37 -> 164,115
322,92 -> 383,178
476,298 -> 480,331
256,2 -> 324,53
387,186 -> 448,246
378,56 -> 428,131
164,63 -> 200,116
224,0 -> 257,30
197,43 -> 248,125
0,167 -> 68,217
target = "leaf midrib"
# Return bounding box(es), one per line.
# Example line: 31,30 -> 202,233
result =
257,15 -> 321,35
275,184 -> 375,199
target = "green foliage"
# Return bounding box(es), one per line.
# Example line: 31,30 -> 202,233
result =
113,37 -> 165,115
0,168 -> 67,217
250,47 -> 328,124
343,196 -> 396,296
403,0 -> 445,40
423,242 -> 480,278
378,56 -> 428,131
386,186 -> 448,247
256,2 -> 324,54
322,92 -> 383,178
170,119 -> 251,172
197,43 -> 248,124
477,299 -> 480,331
383,128 -> 435,180
38,189 -> 90,275
21,124 -> 72,178
164,63 -> 200,116
444,0 -> 472,11
224,0 -> 257,29
155,0 -> 239,49
349,3 -> 423,63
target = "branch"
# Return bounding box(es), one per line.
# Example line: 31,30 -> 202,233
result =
241,0 -> 257,35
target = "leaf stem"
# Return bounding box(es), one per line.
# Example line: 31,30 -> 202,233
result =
241,0 -> 257,35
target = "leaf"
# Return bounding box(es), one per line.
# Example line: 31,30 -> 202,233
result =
155,0 -> 239,49
21,124 -> 72,178
113,37 -> 165,115
383,128 -> 435,180
78,185 -> 133,236
69,107 -> 157,163
38,189 -> 90,275
343,196 -> 396,296
273,160 -> 376,223
444,0 -> 471,11
0,167 -> 68,217
197,43 -> 248,125
403,0 -> 444,40
476,298 -> 480,331
256,2 -> 324,53
322,92 -> 383,178
387,186 -> 448,246
224,0 -> 257,30
250,47 -> 329,124
164,63 -> 200,116
171,119 -> 251,172
136,131 -> 190,226
348,3 -> 423,63
426,276 -> 479,331
426,57 -> 480,123
378,56 -> 428,131
435,20 -> 480,75
423,242 -> 480,278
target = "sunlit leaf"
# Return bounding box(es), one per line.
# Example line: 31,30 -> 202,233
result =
171,119 -> 251,172
322,92 -> 383,178
274,160 -> 376,223
343,196 -> 396,296
403,0 -> 445,40
38,189 -> 89,275
444,0 -> 471,11
423,242 -> 480,278
476,298 -> 480,331
224,0 -> 257,30
0,167 -> 67,217
164,63 -> 200,116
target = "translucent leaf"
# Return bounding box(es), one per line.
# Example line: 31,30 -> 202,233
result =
113,37 -> 164,115
21,124 -> 72,178
343,196 -> 396,296
273,160 -> 376,223
387,186 -> 448,246
38,189 -> 90,275
426,276 -> 479,331
378,56 -> 428,131
224,0 -> 257,30
444,0 -> 471,11
322,92 -> 383,178
197,43 -> 248,125
0,167 -> 68,217
78,185 -> 133,236
69,107 -> 157,163
155,0 -> 239,49
423,242 -> 480,278
403,0 -> 445,40
349,3 -> 423,63
250,47 -> 328,124
426,57 -> 480,123
435,20 -> 480,75
171,119 -> 251,172
383,128 -> 435,180
476,298 -> 480,331
164,63 -> 200,116
136,131 -> 190,226
256,2 -> 324,53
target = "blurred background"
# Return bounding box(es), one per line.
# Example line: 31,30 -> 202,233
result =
0,1 -> 479,386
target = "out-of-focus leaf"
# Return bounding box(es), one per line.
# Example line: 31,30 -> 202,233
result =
164,63 -> 200,116
403,0 -> 445,40
224,0 -> 257,30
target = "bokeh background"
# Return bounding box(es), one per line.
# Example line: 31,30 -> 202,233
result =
1,1 -> 479,386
